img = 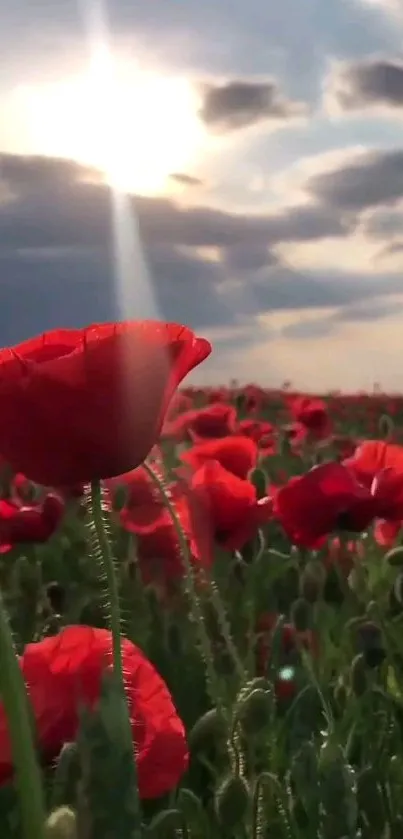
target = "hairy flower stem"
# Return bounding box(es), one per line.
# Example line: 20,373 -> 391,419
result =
89,481 -> 142,835
143,462 -> 224,709
0,589 -> 46,839
90,481 -> 124,682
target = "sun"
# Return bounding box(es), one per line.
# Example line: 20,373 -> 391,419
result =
17,50 -> 206,195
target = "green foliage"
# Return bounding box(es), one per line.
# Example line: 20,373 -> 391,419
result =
3,402 -> 403,837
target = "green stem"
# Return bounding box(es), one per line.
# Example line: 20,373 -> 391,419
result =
90,481 -> 123,683
143,462 -> 224,709
0,589 -> 46,839
90,481 -> 142,836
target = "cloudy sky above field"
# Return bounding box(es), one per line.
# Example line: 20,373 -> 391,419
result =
1,0 -> 403,390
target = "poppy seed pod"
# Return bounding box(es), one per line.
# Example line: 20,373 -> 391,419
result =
45,807 -> 77,839
215,775 -> 250,828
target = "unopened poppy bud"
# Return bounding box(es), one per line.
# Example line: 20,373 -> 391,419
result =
379,413 -> 394,439
350,653 -> 368,697
52,742 -> 81,806
356,767 -> 386,831
291,598 -> 312,632
300,560 -> 326,603
385,547 -> 403,567
215,775 -> 250,828
147,809 -> 182,839
45,807 -> 77,839
241,677 -> 272,695
46,581 -> 66,615
348,565 -> 367,596
394,573 -> 403,606
177,788 -> 204,824
189,708 -> 228,752
235,392 -> 246,413
356,622 -> 385,667
16,556 -> 41,597
250,468 -> 267,500
278,433 -> 292,457
236,688 -> 272,735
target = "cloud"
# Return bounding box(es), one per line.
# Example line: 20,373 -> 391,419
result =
0,152 -> 401,354
169,173 -> 203,187
0,153 -> 347,253
280,295 -> 403,341
325,57 -> 403,113
304,147 -> 403,211
199,79 -> 307,132
363,206 -> 403,239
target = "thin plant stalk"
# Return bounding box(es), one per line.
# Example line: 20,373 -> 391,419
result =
0,589 -> 46,839
89,481 -> 142,835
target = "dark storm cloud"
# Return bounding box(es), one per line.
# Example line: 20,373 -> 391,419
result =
305,148 -> 403,211
0,152 -> 400,347
199,79 -> 307,132
168,173 -> 203,187
327,58 -> 403,111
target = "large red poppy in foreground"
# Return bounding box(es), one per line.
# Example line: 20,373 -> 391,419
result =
0,323 -> 211,486
0,626 -> 188,798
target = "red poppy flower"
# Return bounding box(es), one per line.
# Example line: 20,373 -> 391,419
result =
237,419 -> 275,454
0,494 -> 64,553
0,626 -> 188,798
164,403 -> 237,443
0,322 -> 211,486
289,396 -> 331,439
188,460 -> 272,552
118,468 -> 212,585
180,436 -> 258,480
273,462 -> 377,548
165,391 -> 194,421
344,440 -> 403,488
108,465 -> 170,531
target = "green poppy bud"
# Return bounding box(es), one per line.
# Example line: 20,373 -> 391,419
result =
215,775 -> 250,828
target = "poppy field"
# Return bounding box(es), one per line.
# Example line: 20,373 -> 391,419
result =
2,322 -> 403,839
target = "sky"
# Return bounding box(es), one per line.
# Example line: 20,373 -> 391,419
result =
1,0 -> 403,391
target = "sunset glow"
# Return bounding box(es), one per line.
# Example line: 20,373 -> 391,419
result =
15,51 -> 206,195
